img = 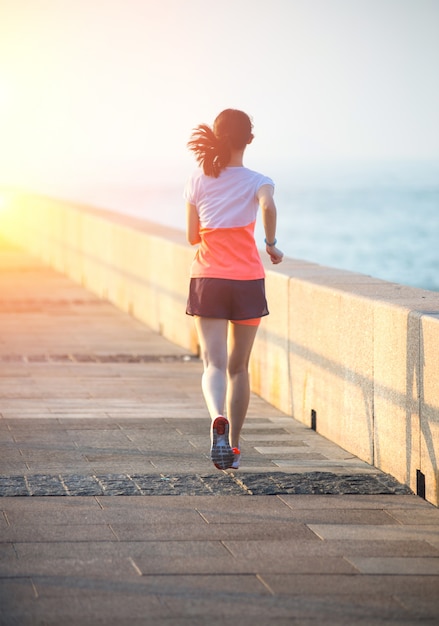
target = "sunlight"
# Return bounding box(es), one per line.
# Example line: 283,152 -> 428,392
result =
0,78 -> 10,110
0,189 -> 34,249
0,189 -> 13,218
0,77 -> 20,184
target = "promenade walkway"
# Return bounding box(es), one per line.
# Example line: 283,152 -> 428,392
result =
0,236 -> 438,625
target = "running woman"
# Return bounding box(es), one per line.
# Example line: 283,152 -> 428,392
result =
184,109 -> 283,470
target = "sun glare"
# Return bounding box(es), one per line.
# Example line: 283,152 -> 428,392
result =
0,77 -> 13,113
0,78 -> 16,173
0,80 -> 7,102
0,190 -> 13,216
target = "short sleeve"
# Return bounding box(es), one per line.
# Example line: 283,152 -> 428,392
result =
257,175 -> 275,191
183,169 -> 203,205
183,177 -> 194,204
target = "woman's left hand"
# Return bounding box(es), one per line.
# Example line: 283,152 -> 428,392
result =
266,245 -> 284,264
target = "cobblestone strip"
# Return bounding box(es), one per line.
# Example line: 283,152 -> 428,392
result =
25,474 -> 66,496
241,472 -> 413,496
0,476 -> 28,496
0,472 -> 412,497
61,474 -> 103,496
95,474 -> 143,496
0,353 -> 198,363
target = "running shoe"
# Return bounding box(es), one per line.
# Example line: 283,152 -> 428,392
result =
231,447 -> 241,470
210,416 -> 234,470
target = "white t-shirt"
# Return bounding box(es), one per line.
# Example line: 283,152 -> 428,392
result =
184,167 -> 274,280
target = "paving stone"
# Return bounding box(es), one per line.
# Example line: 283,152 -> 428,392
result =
12,540 -> 234,561
0,578 -> 38,616
151,591 -> 410,623
223,538 -> 439,559
272,460 -> 378,473
0,495 -> 103,509
308,524 -> 439,543
0,556 -> 139,578
107,515 -> 320,542
17,537 -> 399,563
394,594 -> 439,620
130,550 -> 356,576
193,494 -> 298,518
232,507 -> 398,525
345,556 -> 439,575
0,543 -> 17,560
0,523 -> 117,542
385,507 -> 439,525
3,507 -> 108,527
258,573 -> 439,597
0,590 -> 168,624
242,434 -> 309,442
278,493 -> 431,510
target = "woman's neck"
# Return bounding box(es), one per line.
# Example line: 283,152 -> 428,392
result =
227,148 -> 245,167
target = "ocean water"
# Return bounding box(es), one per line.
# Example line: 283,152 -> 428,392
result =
264,183 -> 439,292
69,160 -> 439,292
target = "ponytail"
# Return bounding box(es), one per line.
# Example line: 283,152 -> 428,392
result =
187,109 -> 253,178
187,124 -> 231,177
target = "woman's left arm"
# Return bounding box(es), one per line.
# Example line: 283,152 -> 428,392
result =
257,184 -> 283,264
186,202 -> 201,245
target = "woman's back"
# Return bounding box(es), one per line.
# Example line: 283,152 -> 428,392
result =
185,166 -> 274,229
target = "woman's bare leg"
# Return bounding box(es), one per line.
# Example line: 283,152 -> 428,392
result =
194,317 -> 229,419
226,322 -> 259,448
195,317 -> 258,449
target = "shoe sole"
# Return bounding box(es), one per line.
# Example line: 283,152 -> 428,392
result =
210,416 -> 234,470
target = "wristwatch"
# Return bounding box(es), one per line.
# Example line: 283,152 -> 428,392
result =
264,238 -> 277,247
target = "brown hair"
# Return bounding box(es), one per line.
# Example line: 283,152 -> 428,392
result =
187,109 -> 253,177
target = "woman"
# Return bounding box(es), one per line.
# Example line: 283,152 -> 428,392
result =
184,109 -> 283,470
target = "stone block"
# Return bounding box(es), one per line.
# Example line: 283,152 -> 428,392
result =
373,303 -> 420,494
250,265 -> 291,415
287,278 -> 374,464
419,313 -> 439,506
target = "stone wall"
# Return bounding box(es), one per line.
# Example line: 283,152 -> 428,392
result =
1,190 -> 438,506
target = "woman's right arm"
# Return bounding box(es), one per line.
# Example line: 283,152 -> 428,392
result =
186,202 -> 201,245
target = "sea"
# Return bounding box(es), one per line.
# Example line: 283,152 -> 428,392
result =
63,159 -> 439,292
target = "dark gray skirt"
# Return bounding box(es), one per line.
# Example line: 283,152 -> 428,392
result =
186,277 -> 269,320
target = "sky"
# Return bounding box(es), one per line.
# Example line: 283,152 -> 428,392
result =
0,0 -> 438,196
